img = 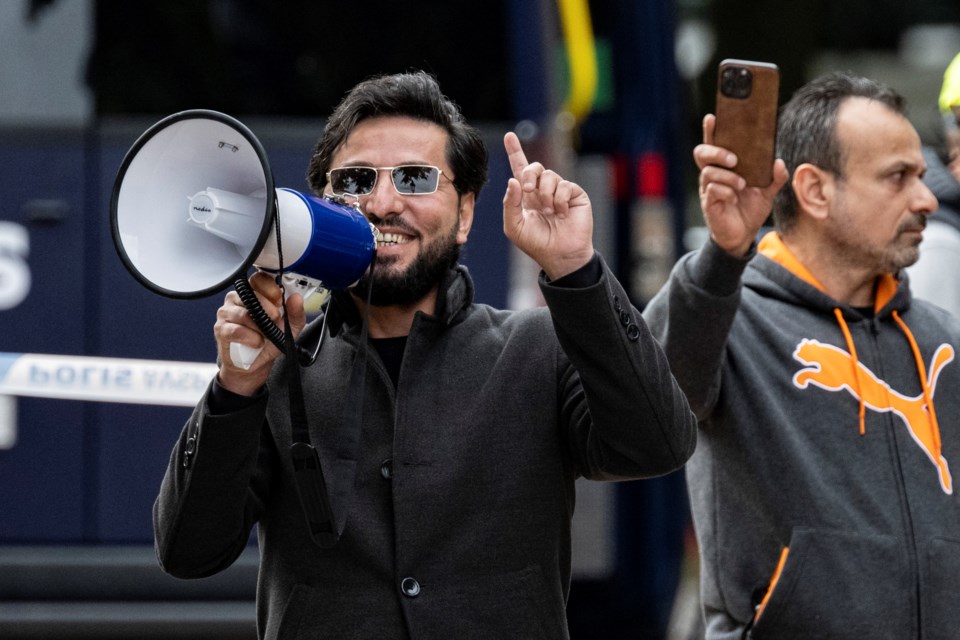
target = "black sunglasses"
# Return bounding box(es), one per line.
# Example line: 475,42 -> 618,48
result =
327,165 -> 451,196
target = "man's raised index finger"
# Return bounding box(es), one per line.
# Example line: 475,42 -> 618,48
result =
503,131 -> 529,177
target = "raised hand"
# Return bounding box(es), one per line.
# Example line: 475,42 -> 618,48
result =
502,132 -> 595,280
695,114 -> 789,257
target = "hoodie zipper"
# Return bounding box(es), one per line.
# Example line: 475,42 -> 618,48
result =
861,318 -> 923,638
888,409 -> 923,637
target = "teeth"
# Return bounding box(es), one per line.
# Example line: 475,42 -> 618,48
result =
378,232 -> 410,246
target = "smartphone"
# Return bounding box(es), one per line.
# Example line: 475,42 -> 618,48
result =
714,59 -> 780,187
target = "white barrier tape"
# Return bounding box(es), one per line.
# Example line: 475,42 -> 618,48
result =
0,394 -> 16,449
0,352 -> 218,407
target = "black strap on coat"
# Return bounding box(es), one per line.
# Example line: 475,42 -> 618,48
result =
287,266 -> 373,548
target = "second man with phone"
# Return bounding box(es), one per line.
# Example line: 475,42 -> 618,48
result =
646,64 -> 960,638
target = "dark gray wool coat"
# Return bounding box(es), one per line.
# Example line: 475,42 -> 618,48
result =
154,257 -> 697,639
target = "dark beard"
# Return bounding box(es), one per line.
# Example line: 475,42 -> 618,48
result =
352,219 -> 461,307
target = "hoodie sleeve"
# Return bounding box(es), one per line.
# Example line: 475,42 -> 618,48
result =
642,238 -> 752,420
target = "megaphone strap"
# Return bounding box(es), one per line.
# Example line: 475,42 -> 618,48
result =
286,257 -> 376,548
284,307 -> 338,548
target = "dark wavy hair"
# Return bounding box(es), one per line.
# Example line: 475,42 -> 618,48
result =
306,71 -> 488,200
773,72 -> 907,232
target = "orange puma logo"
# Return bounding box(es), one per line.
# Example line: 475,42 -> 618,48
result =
792,339 -> 954,494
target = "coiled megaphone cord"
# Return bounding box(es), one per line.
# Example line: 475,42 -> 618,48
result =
233,276 -> 318,366
233,276 -> 286,351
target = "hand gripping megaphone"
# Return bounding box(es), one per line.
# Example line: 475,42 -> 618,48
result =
110,109 -> 378,368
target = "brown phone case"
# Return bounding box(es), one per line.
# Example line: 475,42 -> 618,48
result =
714,59 -> 780,187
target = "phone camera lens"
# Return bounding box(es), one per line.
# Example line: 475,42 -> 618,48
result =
721,67 -> 753,99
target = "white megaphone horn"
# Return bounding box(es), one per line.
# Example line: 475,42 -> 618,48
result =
110,109 -> 378,369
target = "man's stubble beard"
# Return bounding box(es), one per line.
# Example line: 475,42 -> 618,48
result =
829,188 -> 926,275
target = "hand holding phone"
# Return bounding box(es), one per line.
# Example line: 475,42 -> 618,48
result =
714,59 -> 780,187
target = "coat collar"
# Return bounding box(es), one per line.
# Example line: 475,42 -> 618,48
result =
325,263 -> 475,336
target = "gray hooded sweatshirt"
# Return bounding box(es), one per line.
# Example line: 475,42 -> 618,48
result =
644,232 -> 960,640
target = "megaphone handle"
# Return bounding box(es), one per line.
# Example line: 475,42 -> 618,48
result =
230,277 -> 318,369
235,277 -> 288,349
226,276 -> 285,369
230,342 -> 263,370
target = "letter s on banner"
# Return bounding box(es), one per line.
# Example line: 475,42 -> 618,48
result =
0,222 -> 30,310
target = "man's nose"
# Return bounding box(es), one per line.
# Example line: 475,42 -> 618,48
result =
915,180 -> 939,216
362,169 -> 403,218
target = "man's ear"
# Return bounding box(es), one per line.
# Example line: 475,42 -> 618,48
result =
456,192 -> 475,245
792,163 -> 834,221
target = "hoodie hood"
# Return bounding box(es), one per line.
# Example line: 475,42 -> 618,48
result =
752,231 -> 906,317
923,146 -> 960,228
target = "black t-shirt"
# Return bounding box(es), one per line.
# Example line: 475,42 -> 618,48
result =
370,336 -> 407,388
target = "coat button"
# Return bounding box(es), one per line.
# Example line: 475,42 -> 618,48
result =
619,309 -> 631,326
182,436 -> 197,469
626,323 -> 641,341
400,577 -> 421,597
613,295 -> 622,312
380,459 -> 393,480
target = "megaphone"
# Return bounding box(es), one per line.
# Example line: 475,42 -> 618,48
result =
110,109 -> 378,368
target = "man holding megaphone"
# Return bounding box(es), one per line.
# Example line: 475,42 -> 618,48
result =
151,70 -> 696,639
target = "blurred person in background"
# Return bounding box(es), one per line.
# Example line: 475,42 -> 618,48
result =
645,71 -> 960,639
152,70 -> 696,639
906,51 -> 960,317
